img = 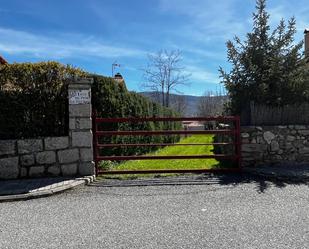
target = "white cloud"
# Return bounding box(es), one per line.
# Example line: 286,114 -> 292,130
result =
0,27 -> 146,59
185,65 -> 220,84
159,0 -> 248,42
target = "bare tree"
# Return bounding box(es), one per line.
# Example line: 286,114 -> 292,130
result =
197,91 -> 228,129
198,91 -> 227,117
142,50 -> 190,108
170,95 -> 187,115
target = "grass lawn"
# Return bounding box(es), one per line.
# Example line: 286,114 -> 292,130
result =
99,135 -> 225,179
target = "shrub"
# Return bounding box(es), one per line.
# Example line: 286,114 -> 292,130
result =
91,74 -> 181,157
0,62 -> 85,139
98,160 -> 117,170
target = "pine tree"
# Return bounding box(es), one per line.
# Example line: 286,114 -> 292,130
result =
220,0 -> 308,115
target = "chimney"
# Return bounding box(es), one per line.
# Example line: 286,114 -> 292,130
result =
113,72 -> 126,88
305,29 -> 309,59
114,73 -> 124,82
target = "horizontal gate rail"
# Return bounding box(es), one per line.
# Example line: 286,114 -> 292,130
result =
96,130 -> 236,136
96,142 -> 235,148
97,168 -> 242,175
97,154 -> 238,161
92,114 -> 241,175
95,116 -> 237,123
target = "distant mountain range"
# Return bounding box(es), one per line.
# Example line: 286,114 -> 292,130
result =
138,92 -> 228,116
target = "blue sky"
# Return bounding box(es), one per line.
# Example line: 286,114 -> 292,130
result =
0,0 -> 308,95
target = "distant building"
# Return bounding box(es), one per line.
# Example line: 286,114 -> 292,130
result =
0,55 -> 8,65
113,72 -> 127,89
182,121 -> 205,131
114,72 -> 124,82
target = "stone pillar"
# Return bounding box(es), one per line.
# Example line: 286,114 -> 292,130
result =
68,78 -> 95,176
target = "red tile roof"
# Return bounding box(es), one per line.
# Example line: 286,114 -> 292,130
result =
0,56 -> 8,65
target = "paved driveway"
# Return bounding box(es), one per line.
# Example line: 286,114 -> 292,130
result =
0,174 -> 308,249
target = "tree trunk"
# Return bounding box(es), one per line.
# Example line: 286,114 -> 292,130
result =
166,88 -> 170,107
161,84 -> 165,107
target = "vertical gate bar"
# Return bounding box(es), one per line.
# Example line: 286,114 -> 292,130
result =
92,110 -> 98,176
233,117 -> 236,168
235,116 -> 242,168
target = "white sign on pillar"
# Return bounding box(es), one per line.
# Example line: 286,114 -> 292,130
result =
69,89 -> 91,105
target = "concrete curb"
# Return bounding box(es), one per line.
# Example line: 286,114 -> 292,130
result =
0,175 -> 95,202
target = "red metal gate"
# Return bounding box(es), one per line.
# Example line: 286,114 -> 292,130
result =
93,114 -> 241,175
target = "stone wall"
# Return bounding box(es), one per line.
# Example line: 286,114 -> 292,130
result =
241,125 -> 309,166
0,78 -> 95,179
0,136 -> 78,179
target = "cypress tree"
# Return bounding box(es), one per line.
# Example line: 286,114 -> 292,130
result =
220,0 -> 308,115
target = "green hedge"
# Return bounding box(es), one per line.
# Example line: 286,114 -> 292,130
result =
0,62 -> 85,139
91,75 -> 181,156
0,62 -> 181,156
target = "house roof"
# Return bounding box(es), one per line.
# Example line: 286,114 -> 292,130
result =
0,55 -> 8,65
182,121 -> 204,127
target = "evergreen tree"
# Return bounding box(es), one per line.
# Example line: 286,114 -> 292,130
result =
220,0 -> 308,115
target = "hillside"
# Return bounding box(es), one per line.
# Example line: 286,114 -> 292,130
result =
139,92 -> 228,116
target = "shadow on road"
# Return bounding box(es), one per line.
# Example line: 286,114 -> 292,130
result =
0,177 -> 73,195
88,173 -> 309,194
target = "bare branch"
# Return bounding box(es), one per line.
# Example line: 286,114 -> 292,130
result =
142,50 -> 190,107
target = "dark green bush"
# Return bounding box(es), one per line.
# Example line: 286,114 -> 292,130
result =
91,75 -> 181,156
0,62 -> 85,139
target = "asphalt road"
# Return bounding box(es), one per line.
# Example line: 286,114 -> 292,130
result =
0,174 -> 308,249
